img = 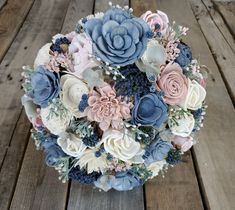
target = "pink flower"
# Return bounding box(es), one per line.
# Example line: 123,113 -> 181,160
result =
173,136 -> 194,152
157,63 -> 188,105
166,41 -> 180,62
141,10 -> 169,35
86,84 -> 133,131
68,33 -> 99,77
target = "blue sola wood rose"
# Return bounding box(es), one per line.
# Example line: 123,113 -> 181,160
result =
84,8 -> 150,66
132,93 -> 168,128
143,136 -> 173,165
28,65 -> 60,108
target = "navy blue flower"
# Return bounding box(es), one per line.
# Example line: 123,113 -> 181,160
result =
50,37 -> 70,53
132,93 -> 168,128
44,142 -> 66,167
29,66 -> 60,108
143,136 -> 173,164
115,64 -> 151,97
175,42 -> 192,68
84,8 -> 150,66
110,171 -> 142,191
69,166 -> 101,184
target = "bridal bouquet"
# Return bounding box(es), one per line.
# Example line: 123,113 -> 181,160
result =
22,4 -> 207,191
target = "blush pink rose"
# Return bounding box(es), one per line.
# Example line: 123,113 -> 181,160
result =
86,84 -> 133,131
156,63 -> 188,105
68,33 -> 99,77
173,136 -> 194,152
141,10 -> 169,35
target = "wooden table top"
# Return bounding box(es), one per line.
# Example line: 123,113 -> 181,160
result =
0,0 -> 234,209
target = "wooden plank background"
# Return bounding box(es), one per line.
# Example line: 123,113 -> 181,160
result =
0,0 -> 234,209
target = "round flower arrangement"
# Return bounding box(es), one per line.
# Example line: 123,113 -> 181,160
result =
22,4 -> 208,191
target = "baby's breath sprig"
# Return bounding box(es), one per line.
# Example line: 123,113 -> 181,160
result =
21,65 -> 34,93
31,128 -> 46,150
46,98 -> 68,120
168,106 -> 191,127
193,104 -> 207,132
97,59 -> 125,80
54,156 -> 71,183
108,2 -> 133,14
131,164 -> 153,183
69,117 -> 94,138
159,163 -> 169,178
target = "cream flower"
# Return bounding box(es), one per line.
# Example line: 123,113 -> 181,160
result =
76,149 -> 108,173
136,39 -> 166,75
34,43 -> 51,69
60,74 -> 89,118
102,130 -> 144,163
40,103 -> 72,135
57,132 -> 87,157
169,113 -> 195,137
147,160 -> 167,178
183,80 -> 206,110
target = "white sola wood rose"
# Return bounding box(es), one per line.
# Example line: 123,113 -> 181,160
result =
77,149 -> 108,173
169,113 -> 195,137
102,129 -> 144,163
40,104 -> 72,135
34,43 -> 51,69
147,160 -> 167,178
183,79 -> 206,110
57,132 -> 87,157
60,74 -> 89,118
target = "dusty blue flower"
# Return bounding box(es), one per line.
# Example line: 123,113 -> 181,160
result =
132,93 -> 168,128
110,171 -> 141,191
175,42 -> 192,68
144,136 -> 173,164
84,8 -> 150,66
29,66 -> 60,108
44,142 -> 66,167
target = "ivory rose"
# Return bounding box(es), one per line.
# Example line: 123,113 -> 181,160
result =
86,84 -> 133,131
60,74 -> 89,118
136,39 -> 166,75
169,113 -> 195,137
183,80 -> 206,110
34,43 -> 51,69
141,10 -> 169,35
57,132 -> 87,157
156,63 -> 188,105
147,160 -> 167,178
102,129 -> 144,163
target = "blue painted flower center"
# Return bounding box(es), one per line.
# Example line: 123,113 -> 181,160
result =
113,35 -> 124,49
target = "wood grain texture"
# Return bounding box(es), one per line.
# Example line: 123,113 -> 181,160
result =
0,0 -> 35,62
10,140 -> 69,210
144,153 -> 204,210
154,0 -> 235,209
132,1 -> 204,210
201,0 -> 235,52
214,0 -> 235,37
0,0 -> 7,10
190,0 -> 235,104
67,1 -> 144,209
0,0 -> 70,209
68,183 -> 144,210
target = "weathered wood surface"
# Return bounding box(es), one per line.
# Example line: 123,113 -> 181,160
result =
0,0 -> 35,62
213,0 -> 235,37
156,0 -> 235,209
0,0 -> 70,209
190,0 -> 235,105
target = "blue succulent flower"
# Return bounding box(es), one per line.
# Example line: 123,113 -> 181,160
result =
143,136 -> 173,164
110,171 -> 142,191
29,66 -> 60,108
175,42 -> 192,68
84,8 -> 150,66
44,142 -> 66,167
132,93 -> 168,128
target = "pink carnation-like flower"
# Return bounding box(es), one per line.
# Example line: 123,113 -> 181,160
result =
173,135 -> 194,152
166,41 -> 180,62
86,84 -> 133,131
68,33 -> 99,77
156,63 -> 188,105
141,10 -> 169,35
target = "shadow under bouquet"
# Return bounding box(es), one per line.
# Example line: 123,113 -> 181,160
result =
22,4 -> 207,191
